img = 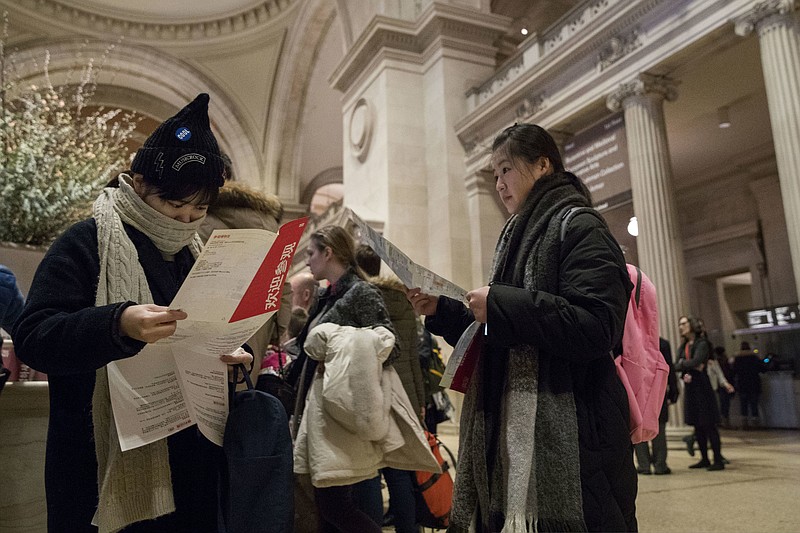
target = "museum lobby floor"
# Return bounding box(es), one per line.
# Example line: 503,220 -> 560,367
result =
420,426 -> 800,533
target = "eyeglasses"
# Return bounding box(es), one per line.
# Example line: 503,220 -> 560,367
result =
678,320 -> 689,326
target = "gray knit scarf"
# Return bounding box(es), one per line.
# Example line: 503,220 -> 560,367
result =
91,174 -> 203,533
450,172 -> 591,533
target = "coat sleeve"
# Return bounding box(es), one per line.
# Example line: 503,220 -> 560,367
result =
674,339 -> 710,371
485,214 -> 630,363
1,265 -> 26,332
12,221 -> 145,375
424,295 -> 475,348
661,338 -> 679,403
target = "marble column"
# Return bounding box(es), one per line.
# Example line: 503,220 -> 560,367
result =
736,0 -> 800,302
607,73 -> 690,355
330,3 -> 509,289
465,170 -> 506,286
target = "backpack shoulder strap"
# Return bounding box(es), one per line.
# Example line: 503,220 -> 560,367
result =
559,205 -> 604,243
633,265 -> 642,308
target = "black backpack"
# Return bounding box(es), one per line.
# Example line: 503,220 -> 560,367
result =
218,365 -> 294,533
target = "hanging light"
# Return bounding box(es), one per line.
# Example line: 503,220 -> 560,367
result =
627,216 -> 639,237
718,106 -> 731,129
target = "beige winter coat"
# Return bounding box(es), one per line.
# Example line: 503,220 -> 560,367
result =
293,323 -> 440,488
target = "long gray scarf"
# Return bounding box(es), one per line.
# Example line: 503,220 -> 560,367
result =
91,174 -> 203,532
451,172 -> 590,533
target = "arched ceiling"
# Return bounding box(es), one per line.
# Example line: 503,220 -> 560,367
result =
55,0 -> 266,22
12,0 -> 747,214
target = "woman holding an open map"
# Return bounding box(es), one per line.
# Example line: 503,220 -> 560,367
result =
13,94 -> 252,532
406,123 -> 637,533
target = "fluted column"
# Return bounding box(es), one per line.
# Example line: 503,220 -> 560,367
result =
465,170 -> 506,286
607,74 -> 690,354
736,0 -> 800,301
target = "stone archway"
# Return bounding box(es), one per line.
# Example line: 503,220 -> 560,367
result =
9,38 -> 260,184
264,0 -> 338,201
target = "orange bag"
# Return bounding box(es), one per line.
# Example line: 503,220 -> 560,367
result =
414,431 -> 454,529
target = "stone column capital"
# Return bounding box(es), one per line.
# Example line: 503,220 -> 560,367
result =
606,73 -> 679,112
735,0 -> 798,37
465,169 -> 496,198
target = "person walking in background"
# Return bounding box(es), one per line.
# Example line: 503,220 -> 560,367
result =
407,123 -> 637,532
635,337 -> 679,475
711,346 -> 736,428
290,271 -> 320,312
1,265 -> 26,393
417,324 -> 453,434
289,225 -> 397,533
733,341 -> 766,429
12,94 -> 253,532
707,346 -> 735,427
674,316 -> 726,471
0,265 -> 25,336
356,244 -> 425,533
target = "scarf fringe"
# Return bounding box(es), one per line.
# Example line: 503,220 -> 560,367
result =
501,513 -> 534,533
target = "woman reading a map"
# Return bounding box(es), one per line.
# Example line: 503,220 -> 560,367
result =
13,94 -> 251,532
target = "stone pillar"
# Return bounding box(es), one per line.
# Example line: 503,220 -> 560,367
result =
607,73 -> 690,355
736,0 -> 800,302
330,3 -> 509,288
465,170 -> 506,286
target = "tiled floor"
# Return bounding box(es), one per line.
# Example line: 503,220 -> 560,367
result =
386,425 -> 800,533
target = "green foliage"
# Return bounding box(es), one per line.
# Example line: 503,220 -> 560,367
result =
0,15 -> 138,245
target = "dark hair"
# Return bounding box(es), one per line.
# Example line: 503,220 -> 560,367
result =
711,346 -> 726,360
288,307 -> 309,339
680,315 -> 704,338
310,225 -> 368,280
137,171 -> 220,205
105,172 -> 218,205
491,123 -> 565,173
355,244 -> 381,277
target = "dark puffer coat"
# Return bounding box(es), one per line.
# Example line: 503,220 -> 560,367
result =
426,209 -> 637,532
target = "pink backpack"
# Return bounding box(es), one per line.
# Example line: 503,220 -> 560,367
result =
561,208 -> 669,444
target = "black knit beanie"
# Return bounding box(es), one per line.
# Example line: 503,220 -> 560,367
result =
131,93 -> 226,188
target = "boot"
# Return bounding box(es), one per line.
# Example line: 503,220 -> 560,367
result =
682,434 -> 696,456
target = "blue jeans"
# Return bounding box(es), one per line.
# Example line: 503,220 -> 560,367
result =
353,475 -> 383,527
382,468 -> 419,533
316,480 -> 381,533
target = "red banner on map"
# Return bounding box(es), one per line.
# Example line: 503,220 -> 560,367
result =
229,217 -> 308,323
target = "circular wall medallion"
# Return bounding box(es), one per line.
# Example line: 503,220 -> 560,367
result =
349,97 -> 372,162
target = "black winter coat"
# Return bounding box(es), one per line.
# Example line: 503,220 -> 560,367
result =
426,210 -> 637,532
675,338 -> 720,427
13,219 -> 221,532
660,337 -> 679,423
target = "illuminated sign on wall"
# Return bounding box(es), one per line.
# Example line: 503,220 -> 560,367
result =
563,113 -> 630,208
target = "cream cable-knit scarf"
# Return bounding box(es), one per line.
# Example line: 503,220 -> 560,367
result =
91,174 -> 203,532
